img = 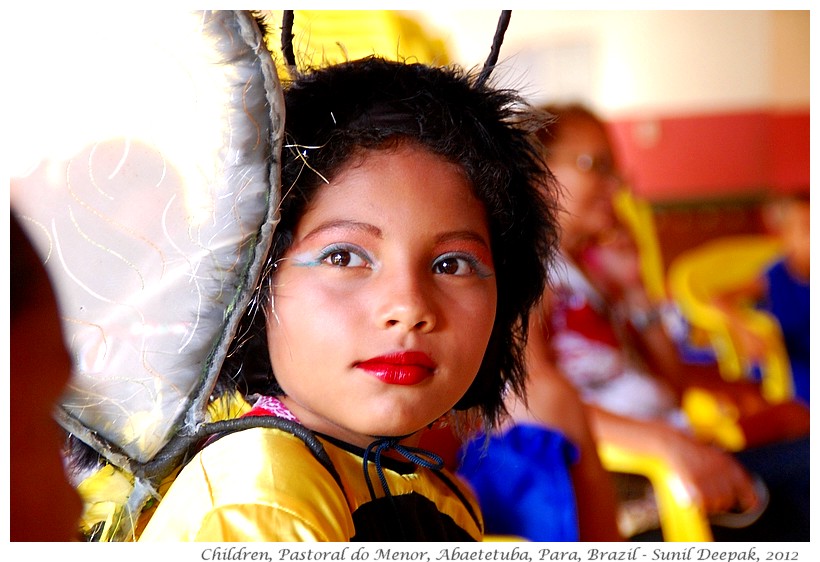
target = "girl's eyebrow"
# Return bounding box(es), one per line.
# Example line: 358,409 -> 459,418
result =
300,220 -> 383,242
436,230 -> 492,249
301,221 -> 490,251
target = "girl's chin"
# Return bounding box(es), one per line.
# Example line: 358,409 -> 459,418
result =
344,421 -> 432,446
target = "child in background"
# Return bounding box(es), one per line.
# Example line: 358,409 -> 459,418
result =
139,56 -> 560,541
714,193 -> 810,406
528,102 -> 809,540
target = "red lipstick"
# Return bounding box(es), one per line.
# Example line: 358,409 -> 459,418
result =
356,351 -> 436,385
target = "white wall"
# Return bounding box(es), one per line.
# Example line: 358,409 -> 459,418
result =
416,9 -> 810,118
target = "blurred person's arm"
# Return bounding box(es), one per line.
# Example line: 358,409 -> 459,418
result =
509,301 -> 622,541
584,403 -> 760,516
527,288 -> 761,519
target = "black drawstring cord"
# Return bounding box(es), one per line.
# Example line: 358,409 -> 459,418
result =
362,436 -> 445,541
362,437 -> 445,500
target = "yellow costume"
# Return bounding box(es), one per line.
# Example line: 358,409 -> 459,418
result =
139,423 -> 483,541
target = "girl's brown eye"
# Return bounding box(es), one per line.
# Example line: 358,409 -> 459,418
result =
317,244 -> 370,268
329,251 -> 351,266
435,258 -> 461,275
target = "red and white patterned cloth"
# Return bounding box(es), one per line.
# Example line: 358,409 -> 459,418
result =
244,395 -> 300,423
547,256 -> 687,428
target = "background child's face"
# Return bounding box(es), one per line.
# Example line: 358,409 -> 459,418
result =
763,197 -> 810,279
547,117 -> 620,253
780,198 -> 810,277
266,144 -> 498,447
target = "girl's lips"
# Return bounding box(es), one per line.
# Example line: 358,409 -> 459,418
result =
356,351 -> 436,385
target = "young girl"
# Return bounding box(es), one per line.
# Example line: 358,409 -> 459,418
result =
138,56 -> 559,541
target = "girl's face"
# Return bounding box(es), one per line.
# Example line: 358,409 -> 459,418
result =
547,117 -> 620,255
779,199 -> 810,280
267,143 -> 498,448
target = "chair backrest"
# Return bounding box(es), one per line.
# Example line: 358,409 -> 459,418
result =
612,188 -> 668,304
667,235 -> 792,402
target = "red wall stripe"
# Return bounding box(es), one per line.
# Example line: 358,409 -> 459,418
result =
607,110 -> 809,202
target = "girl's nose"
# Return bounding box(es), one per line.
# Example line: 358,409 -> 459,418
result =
375,270 -> 437,334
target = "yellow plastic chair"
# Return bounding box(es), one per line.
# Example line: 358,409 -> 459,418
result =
612,188 -> 668,304
597,376 -> 782,542
667,235 -> 792,403
601,197 -> 785,541
597,375 -> 772,541
597,440 -> 713,542
597,190 -> 714,541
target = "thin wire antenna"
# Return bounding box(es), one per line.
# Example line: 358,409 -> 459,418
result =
477,10 -> 512,87
281,10 -> 298,78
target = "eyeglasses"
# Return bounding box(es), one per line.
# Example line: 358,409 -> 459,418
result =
550,151 -> 620,181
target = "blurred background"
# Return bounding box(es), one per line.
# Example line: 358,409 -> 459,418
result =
425,9 -> 809,266
282,8 -> 809,269
9,8 -> 810,272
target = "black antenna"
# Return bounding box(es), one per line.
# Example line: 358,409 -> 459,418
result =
477,10 -> 512,87
281,10 -> 297,76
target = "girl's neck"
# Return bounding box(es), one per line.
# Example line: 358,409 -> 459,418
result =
277,395 -> 424,451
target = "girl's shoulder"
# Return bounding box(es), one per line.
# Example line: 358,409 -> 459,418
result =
199,423 -> 344,489
139,424 -> 354,541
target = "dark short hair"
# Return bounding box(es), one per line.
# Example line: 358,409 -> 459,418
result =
535,102 -> 608,151
222,56 -> 560,431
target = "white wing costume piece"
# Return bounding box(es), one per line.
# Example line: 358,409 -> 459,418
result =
10,10 -> 282,539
